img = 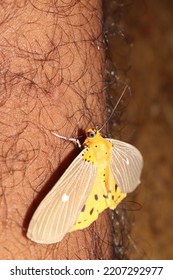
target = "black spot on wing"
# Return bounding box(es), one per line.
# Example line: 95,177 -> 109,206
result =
94,194 -> 98,200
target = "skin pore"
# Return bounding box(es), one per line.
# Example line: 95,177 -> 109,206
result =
0,0 -> 115,259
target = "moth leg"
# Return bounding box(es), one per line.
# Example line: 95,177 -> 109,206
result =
51,131 -> 82,148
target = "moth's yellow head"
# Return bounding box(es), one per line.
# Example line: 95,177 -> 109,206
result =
84,128 -> 102,147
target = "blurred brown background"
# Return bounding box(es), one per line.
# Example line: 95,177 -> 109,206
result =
120,0 -> 173,259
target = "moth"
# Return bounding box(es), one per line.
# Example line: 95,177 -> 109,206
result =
27,128 -> 143,244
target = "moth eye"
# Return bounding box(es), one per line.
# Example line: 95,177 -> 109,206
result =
87,131 -> 95,138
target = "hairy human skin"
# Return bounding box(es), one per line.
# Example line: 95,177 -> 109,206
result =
0,1 -> 115,259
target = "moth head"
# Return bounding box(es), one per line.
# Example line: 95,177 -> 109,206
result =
86,128 -> 99,139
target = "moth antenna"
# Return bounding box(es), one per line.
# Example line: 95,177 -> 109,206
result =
99,84 -> 131,132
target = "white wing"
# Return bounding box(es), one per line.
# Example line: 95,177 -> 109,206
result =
108,138 -> 143,193
27,149 -> 97,244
